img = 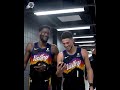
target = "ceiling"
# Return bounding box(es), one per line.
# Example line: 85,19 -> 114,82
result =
24,0 -> 96,51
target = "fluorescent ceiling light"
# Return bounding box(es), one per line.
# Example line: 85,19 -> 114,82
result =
57,26 -> 90,31
87,51 -> 92,53
79,44 -> 95,46
88,54 -> 92,57
75,41 -> 95,43
34,8 -> 84,16
57,15 -> 81,22
73,36 -> 94,39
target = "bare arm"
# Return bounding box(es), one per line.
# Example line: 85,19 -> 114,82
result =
81,49 -> 93,84
56,52 -> 66,77
51,44 -> 59,63
57,52 -> 63,65
50,44 -> 59,75
24,42 -> 33,70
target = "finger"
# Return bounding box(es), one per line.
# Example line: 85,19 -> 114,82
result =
61,64 -> 67,70
34,66 -> 39,68
34,66 -> 42,68
57,62 -> 63,66
57,62 -> 63,68
35,68 -> 39,71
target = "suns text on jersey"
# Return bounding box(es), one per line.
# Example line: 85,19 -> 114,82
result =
33,54 -> 49,61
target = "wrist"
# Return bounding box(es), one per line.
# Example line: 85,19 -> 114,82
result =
89,83 -> 93,87
56,71 -> 63,77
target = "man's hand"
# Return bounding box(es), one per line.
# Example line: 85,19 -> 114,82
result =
34,62 -> 47,72
56,62 -> 67,77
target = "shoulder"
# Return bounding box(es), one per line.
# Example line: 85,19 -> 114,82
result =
57,52 -> 64,59
77,47 -> 87,54
81,48 -> 88,56
57,52 -> 64,63
58,52 -> 63,56
27,42 -> 34,47
50,44 -> 59,54
26,42 -> 34,51
81,48 -> 87,52
51,44 -> 57,48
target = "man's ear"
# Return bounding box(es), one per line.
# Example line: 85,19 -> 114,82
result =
72,38 -> 75,43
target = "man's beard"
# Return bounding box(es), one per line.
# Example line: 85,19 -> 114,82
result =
40,35 -> 48,43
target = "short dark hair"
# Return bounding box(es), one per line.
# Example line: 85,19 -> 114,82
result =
61,31 -> 73,40
39,25 -> 51,32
